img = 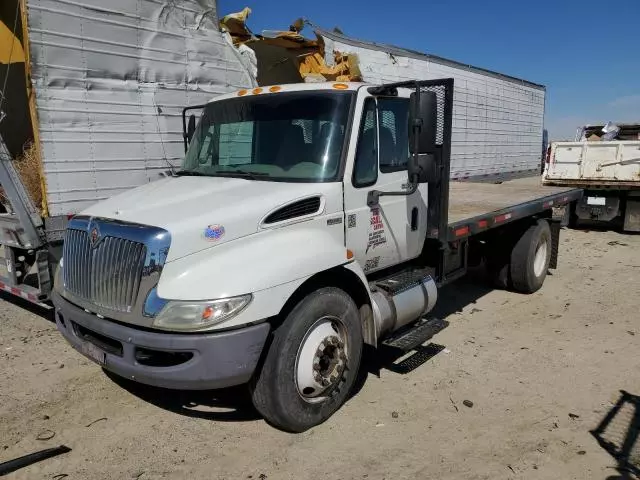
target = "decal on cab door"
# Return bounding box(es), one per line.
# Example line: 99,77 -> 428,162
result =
366,208 -> 387,253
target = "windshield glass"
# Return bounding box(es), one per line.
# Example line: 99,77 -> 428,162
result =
181,91 -> 353,182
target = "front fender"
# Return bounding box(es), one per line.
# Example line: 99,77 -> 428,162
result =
158,217 -> 348,301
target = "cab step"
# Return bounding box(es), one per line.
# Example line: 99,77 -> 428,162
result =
386,344 -> 446,374
382,317 -> 449,352
373,267 -> 435,295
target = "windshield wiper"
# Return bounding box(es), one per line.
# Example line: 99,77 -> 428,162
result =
174,169 -> 269,180
174,170 -> 208,177
214,170 -> 269,180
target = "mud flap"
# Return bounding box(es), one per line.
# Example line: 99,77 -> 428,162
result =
549,220 -> 561,269
623,198 -> 640,232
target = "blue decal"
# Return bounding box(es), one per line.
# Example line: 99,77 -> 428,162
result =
204,224 -> 225,241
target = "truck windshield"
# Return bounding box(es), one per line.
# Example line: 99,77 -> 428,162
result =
181,91 -> 353,182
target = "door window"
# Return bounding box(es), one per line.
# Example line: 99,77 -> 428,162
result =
352,97 -> 410,188
378,98 -> 410,173
352,99 -> 378,187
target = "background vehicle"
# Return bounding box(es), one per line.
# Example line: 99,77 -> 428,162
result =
1,1 -> 548,307
543,123 -> 640,231
541,129 -> 549,174
53,79 -> 581,432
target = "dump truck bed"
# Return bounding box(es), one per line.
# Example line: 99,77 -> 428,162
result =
543,141 -> 640,188
446,177 -> 582,240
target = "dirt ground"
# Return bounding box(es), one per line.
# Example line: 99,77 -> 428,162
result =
1,227 -> 639,480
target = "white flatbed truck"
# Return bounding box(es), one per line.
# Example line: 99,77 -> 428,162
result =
52,79 -> 582,431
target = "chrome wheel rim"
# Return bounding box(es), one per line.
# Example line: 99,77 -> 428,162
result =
533,240 -> 548,277
295,316 -> 349,403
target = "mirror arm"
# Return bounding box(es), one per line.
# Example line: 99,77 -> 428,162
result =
367,175 -> 418,207
368,84 -> 425,208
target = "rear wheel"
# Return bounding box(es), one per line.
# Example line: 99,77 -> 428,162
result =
485,243 -> 511,289
250,287 -> 363,432
484,233 -> 519,289
567,202 -> 579,229
509,219 -> 552,293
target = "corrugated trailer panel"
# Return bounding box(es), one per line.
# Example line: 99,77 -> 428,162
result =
27,0 -> 256,216
318,30 -> 545,180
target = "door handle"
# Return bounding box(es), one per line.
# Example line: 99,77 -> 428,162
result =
411,207 -> 418,231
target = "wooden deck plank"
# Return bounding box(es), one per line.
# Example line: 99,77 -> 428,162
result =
448,177 -> 577,224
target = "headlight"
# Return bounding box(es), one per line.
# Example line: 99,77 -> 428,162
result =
152,295 -> 252,331
59,257 -> 64,269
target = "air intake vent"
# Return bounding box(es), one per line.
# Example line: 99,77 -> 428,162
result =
263,197 -> 322,224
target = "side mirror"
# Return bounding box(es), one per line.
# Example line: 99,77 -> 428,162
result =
411,153 -> 438,183
186,114 -> 196,144
408,90 -> 437,155
408,90 -> 438,183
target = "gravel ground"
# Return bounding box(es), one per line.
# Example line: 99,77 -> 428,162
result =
1,227 -> 639,480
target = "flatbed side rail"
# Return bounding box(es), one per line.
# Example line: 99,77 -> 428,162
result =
446,189 -> 583,241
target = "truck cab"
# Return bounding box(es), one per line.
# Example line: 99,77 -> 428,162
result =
53,79 -> 580,432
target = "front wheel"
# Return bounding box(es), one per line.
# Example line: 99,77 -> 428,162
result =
250,287 -> 363,432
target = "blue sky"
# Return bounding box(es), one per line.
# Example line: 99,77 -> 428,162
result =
218,0 -> 639,140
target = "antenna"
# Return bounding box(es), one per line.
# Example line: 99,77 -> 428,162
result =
152,101 -> 176,177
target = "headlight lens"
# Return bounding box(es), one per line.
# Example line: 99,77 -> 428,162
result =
152,295 -> 252,331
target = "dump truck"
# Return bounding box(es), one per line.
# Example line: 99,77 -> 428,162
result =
52,78 -> 582,432
543,123 -> 640,231
1,1 -> 546,308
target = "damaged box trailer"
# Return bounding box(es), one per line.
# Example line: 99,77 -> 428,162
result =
0,0 -> 255,302
0,1 -> 545,305
317,29 -> 545,180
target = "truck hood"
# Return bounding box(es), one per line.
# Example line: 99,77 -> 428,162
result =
82,176 -> 342,262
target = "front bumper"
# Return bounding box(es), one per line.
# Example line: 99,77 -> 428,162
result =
52,291 -> 270,390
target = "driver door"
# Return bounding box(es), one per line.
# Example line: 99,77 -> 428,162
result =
343,93 -> 428,274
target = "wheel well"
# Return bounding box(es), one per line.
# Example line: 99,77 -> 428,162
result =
274,266 -> 375,344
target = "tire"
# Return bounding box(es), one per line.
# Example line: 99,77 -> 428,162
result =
509,219 -> 552,293
484,233 -> 519,289
485,244 -> 511,289
567,202 -> 579,229
250,287 -> 363,432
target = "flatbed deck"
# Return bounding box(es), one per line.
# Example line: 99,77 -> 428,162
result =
446,177 -> 582,240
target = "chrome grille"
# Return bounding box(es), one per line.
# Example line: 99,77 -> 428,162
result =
63,229 -> 147,312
